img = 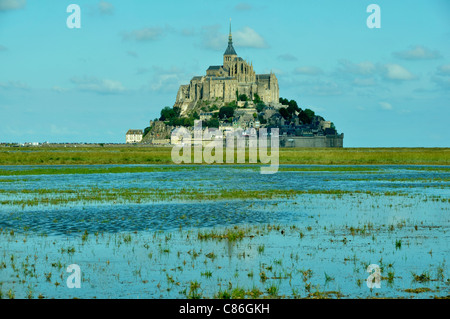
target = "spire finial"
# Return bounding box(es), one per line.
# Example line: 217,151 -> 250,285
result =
229,18 -> 232,43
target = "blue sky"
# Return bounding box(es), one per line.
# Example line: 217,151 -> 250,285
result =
0,0 -> 449,146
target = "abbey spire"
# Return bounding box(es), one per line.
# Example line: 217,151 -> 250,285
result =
223,19 -> 237,63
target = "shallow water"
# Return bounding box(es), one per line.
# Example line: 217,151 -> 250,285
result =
0,164 -> 449,299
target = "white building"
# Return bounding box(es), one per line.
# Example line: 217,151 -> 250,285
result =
126,129 -> 143,144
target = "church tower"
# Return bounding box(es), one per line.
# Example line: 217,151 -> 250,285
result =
223,20 -> 237,70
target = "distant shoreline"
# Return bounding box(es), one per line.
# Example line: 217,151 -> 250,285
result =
0,146 -> 448,166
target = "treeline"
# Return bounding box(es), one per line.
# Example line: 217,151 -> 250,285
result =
278,97 -> 317,125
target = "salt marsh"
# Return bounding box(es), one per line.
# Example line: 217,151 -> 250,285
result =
0,164 -> 448,299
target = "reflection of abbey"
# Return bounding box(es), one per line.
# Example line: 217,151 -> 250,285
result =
174,24 -> 279,116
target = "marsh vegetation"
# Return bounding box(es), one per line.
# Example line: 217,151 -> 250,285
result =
0,162 -> 448,299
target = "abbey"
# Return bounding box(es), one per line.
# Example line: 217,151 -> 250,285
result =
136,22 -> 344,148
174,23 -> 279,116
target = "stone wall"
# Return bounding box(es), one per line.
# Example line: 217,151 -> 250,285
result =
281,134 -> 344,148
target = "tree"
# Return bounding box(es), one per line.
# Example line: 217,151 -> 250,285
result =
183,117 -> 193,127
159,106 -> 174,121
226,101 -> 238,109
288,99 -> 299,110
298,109 -> 315,124
279,97 -> 289,105
207,118 -> 220,128
258,114 -> 267,124
219,106 -> 234,119
304,108 -> 315,121
256,102 -> 266,113
173,106 -> 181,117
253,93 -> 261,104
238,94 -> 248,101
286,104 -> 298,116
279,107 -> 290,120
143,126 -> 151,137
298,111 -> 310,124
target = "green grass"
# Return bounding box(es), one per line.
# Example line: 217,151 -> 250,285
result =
0,146 -> 449,166
0,186 -> 411,207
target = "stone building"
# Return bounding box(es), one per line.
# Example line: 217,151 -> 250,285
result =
125,129 -> 143,144
174,23 -> 279,116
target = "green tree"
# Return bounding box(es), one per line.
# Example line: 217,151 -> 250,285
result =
192,111 -> 200,120
219,106 -> 235,119
206,118 -> 220,128
287,100 -> 300,115
226,101 -> 238,109
253,93 -> 261,104
258,114 -> 267,124
298,109 -> 315,124
304,108 -> 315,121
279,97 -> 289,105
238,94 -> 248,101
279,107 -> 290,120
256,102 -> 266,113
159,106 -> 174,121
143,126 -> 151,137
173,106 -> 181,117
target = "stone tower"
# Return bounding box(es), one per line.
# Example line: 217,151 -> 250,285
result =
223,20 -> 237,69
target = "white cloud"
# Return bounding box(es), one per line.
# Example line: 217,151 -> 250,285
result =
121,27 -> 164,42
136,67 -> 150,75
0,0 -> 25,11
431,76 -> 450,91
127,50 -> 138,58
382,64 -> 416,81
51,86 -> 68,93
393,45 -> 442,60
270,68 -> 285,75
0,80 -> 29,90
201,25 -> 268,50
352,77 -> 377,87
234,3 -> 252,11
337,59 -> 376,76
292,79 -> 342,96
201,25 -> 226,50
437,64 -> 450,76
98,1 -> 114,15
71,76 -> 126,94
294,66 -> 323,76
379,102 -> 393,110
146,66 -> 188,93
181,27 -> 196,37
234,27 -> 269,48
278,54 -> 297,62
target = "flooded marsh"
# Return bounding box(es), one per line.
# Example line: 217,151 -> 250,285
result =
0,164 -> 448,299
